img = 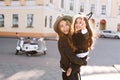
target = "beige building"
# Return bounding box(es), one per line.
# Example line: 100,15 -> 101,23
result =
0,0 -> 120,37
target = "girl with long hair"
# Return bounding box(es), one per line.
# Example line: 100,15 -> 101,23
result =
54,15 -> 87,80
66,14 -> 94,79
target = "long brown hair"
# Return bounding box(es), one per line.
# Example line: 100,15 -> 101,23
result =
83,17 -> 93,50
73,17 -> 93,50
57,20 -> 77,52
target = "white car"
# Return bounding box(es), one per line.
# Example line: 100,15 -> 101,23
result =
100,30 -> 120,39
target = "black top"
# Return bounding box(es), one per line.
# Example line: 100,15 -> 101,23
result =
58,36 -> 86,71
72,30 -> 89,54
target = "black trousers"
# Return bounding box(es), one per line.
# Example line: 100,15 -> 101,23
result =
62,72 -> 81,80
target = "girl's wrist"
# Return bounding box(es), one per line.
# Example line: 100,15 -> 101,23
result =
81,28 -> 87,34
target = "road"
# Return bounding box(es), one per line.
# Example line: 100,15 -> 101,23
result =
88,38 -> 120,66
0,37 -> 120,80
0,37 -> 60,67
0,37 -> 120,66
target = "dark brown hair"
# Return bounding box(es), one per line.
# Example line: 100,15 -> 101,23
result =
57,20 -> 77,52
73,17 -> 93,50
83,17 -> 93,50
58,20 -> 72,38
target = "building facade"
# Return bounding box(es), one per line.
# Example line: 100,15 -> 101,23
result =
0,0 -> 120,37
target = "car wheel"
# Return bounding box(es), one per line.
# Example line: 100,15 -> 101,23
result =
43,51 -> 47,55
114,36 -> 119,39
15,50 -> 19,55
26,52 -> 31,56
100,35 -> 105,38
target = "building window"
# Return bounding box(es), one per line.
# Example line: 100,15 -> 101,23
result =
80,2 -> 84,12
91,4 -> 95,13
27,14 -> 33,28
117,23 -> 120,32
118,5 -> 120,15
49,16 -> 52,28
0,14 -> 4,27
70,0 -> 74,11
50,0 -> 53,4
61,0 -> 64,9
101,5 -> 106,15
13,14 -> 19,27
45,16 -> 47,27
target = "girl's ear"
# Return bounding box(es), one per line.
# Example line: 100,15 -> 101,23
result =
86,12 -> 93,20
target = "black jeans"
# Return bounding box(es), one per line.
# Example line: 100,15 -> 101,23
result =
62,72 -> 81,80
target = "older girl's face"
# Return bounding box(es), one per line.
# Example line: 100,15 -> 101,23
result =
75,17 -> 86,31
59,20 -> 70,35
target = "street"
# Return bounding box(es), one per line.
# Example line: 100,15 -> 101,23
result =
0,37 -> 120,66
88,38 -> 120,66
0,37 -> 120,80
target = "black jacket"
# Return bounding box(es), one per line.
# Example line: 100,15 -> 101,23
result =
72,30 -> 89,54
58,36 -> 86,71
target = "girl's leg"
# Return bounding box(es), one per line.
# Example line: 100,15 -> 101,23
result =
68,72 -> 79,80
78,73 -> 81,80
66,67 -> 72,77
62,72 -> 69,80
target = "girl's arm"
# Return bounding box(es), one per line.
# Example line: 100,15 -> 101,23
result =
81,28 -> 89,40
60,38 -> 87,66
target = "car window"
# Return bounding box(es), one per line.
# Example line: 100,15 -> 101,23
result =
103,31 -> 109,33
109,31 -> 112,33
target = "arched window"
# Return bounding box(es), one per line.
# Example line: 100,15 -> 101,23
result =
100,19 -> 106,30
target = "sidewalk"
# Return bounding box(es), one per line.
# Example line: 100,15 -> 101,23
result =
82,73 -> 120,80
81,65 -> 120,80
0,61 -> 120,80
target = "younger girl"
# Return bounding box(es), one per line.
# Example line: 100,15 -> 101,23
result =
66,14 -> 94,78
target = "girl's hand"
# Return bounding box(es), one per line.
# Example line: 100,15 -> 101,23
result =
66,67 -> 72,76
81,18 -> 86,30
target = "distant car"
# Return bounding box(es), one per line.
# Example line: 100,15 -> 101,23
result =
99,30 -> 120,39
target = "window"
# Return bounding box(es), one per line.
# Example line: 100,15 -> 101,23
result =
117,23 -> 120,32
61,0 -> 64,8
70,0 -> 74,11
49,16 -> 52,28
27,14 -> 33,28
91,4 -> 95,13
13,14 -> 19,27
101,5 -> 106,15
0,14 -> 4,27
50,0 -> 53,4
80,2 -> 84,12
45,16 -> 47,27
118,5 -> 120,15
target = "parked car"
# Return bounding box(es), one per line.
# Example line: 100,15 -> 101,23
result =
99,30 -> 120,39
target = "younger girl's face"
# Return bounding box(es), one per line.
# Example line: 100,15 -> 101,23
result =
59,20 -> 70,35
75,17 -> 86,31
